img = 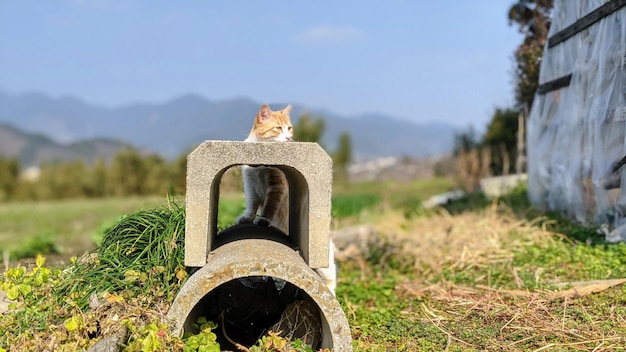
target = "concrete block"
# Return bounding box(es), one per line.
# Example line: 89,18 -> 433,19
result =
168,239 -> 352,350
185,140 -> 333,269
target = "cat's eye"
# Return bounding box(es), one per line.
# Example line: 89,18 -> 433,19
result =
274,126 -> 282,131
288,126 -> 293,131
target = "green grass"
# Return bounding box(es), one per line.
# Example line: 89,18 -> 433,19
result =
0,178 -> 455,261
0,202 -> 188,350
57,202 -> 186,309
0,196 -> 165,260
3,178 -> 626,350
335,177 -> 455,208
339,182 -> 626,350
217,194 -> 245,229
331,193 -> 381,218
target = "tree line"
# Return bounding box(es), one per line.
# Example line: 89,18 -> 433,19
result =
0,149 -> 187,201
0,114 -> 352,202
453,0 -> 552,190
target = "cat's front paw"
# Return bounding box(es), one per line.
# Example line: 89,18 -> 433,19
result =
253,216 -> 272,227
237,215 -> 254,225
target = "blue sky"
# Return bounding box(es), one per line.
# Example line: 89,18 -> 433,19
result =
0,1 -> 523,129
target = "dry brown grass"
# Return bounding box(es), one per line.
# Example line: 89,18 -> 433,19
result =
371,202 -> 556,275
337,201 -> 626,351
395,280 -> 626,351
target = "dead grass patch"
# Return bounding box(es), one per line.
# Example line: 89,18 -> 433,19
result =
363,202 -> 626,351
395,279 -> 626,351
372,202 -> 559,278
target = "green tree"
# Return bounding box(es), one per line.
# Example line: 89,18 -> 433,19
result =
60,160 -> 89,198
483,108 -> 519,175
142,154 -> 169,195
0,155 -> 20,200
35,162 -> 62,200
453,125 -> 479,156
333,132 -> 352,167
332,132 -> 352,183
169,153 -> 187,196
293,113 -> 325,144
508,0 -> 553,108
86,158 -> 108,197
109,148 -> 147,196
31,160 -> 88,199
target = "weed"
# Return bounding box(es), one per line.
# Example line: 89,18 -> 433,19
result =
123,318 -> 185,351
0,255 -> 66,349
9,233 -> 61,260
182,317 -> 220,351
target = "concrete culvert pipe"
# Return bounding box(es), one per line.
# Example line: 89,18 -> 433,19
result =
167,236 -> 352,351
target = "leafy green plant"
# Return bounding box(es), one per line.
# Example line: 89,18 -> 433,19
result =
249,331 -> 327,352
182,317 -> 220,352
1,255 -> 56,305
0,255 -> 69,348
123,318 -> 183,352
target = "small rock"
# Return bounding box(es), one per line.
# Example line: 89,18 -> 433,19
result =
86,326 -> 129,352
0,290 -> 12,314
89,292 -> 106,310
332,225 -> 379,261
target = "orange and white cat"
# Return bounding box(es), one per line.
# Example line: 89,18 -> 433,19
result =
236,104 -> 293,231
237,104 -> 337,293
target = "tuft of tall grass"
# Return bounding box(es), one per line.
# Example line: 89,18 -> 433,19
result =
54,201 -> 186,310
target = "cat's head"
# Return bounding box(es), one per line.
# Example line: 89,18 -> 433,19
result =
247,104 -> 293,142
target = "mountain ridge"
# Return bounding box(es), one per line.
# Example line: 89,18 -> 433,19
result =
0,123 -> 130,167
0,90 -> 456,164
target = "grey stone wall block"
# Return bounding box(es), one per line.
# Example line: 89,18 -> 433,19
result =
184,140 -> 333,268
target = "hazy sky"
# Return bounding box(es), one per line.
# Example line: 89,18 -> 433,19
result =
0,1 -> 523,129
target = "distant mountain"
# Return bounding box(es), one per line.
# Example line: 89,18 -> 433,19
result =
0,90 -> 456,161
0,123 -> 129,167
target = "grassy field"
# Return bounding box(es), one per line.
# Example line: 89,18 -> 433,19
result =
2,177 -> 626,351
0,197 -> 166,262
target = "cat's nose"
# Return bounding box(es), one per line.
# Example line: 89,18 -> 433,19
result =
286,136 -> 292,141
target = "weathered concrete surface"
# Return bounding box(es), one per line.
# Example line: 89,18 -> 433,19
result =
479,173 -> 527,198
168,239 -> 352,351
185,141 -> 333,268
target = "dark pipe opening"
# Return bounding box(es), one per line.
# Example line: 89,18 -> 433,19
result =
183,276 -> 323,350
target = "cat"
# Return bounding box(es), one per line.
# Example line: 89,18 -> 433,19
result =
236,104 -> 337,294
236,104 -> 293,231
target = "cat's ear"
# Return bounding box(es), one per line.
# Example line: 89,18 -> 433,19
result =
281,105 -> 292,115
257,104 -> 272,123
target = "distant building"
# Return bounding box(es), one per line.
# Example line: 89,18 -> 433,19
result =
347,156 -> 439,182
20,166 -> 41,182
